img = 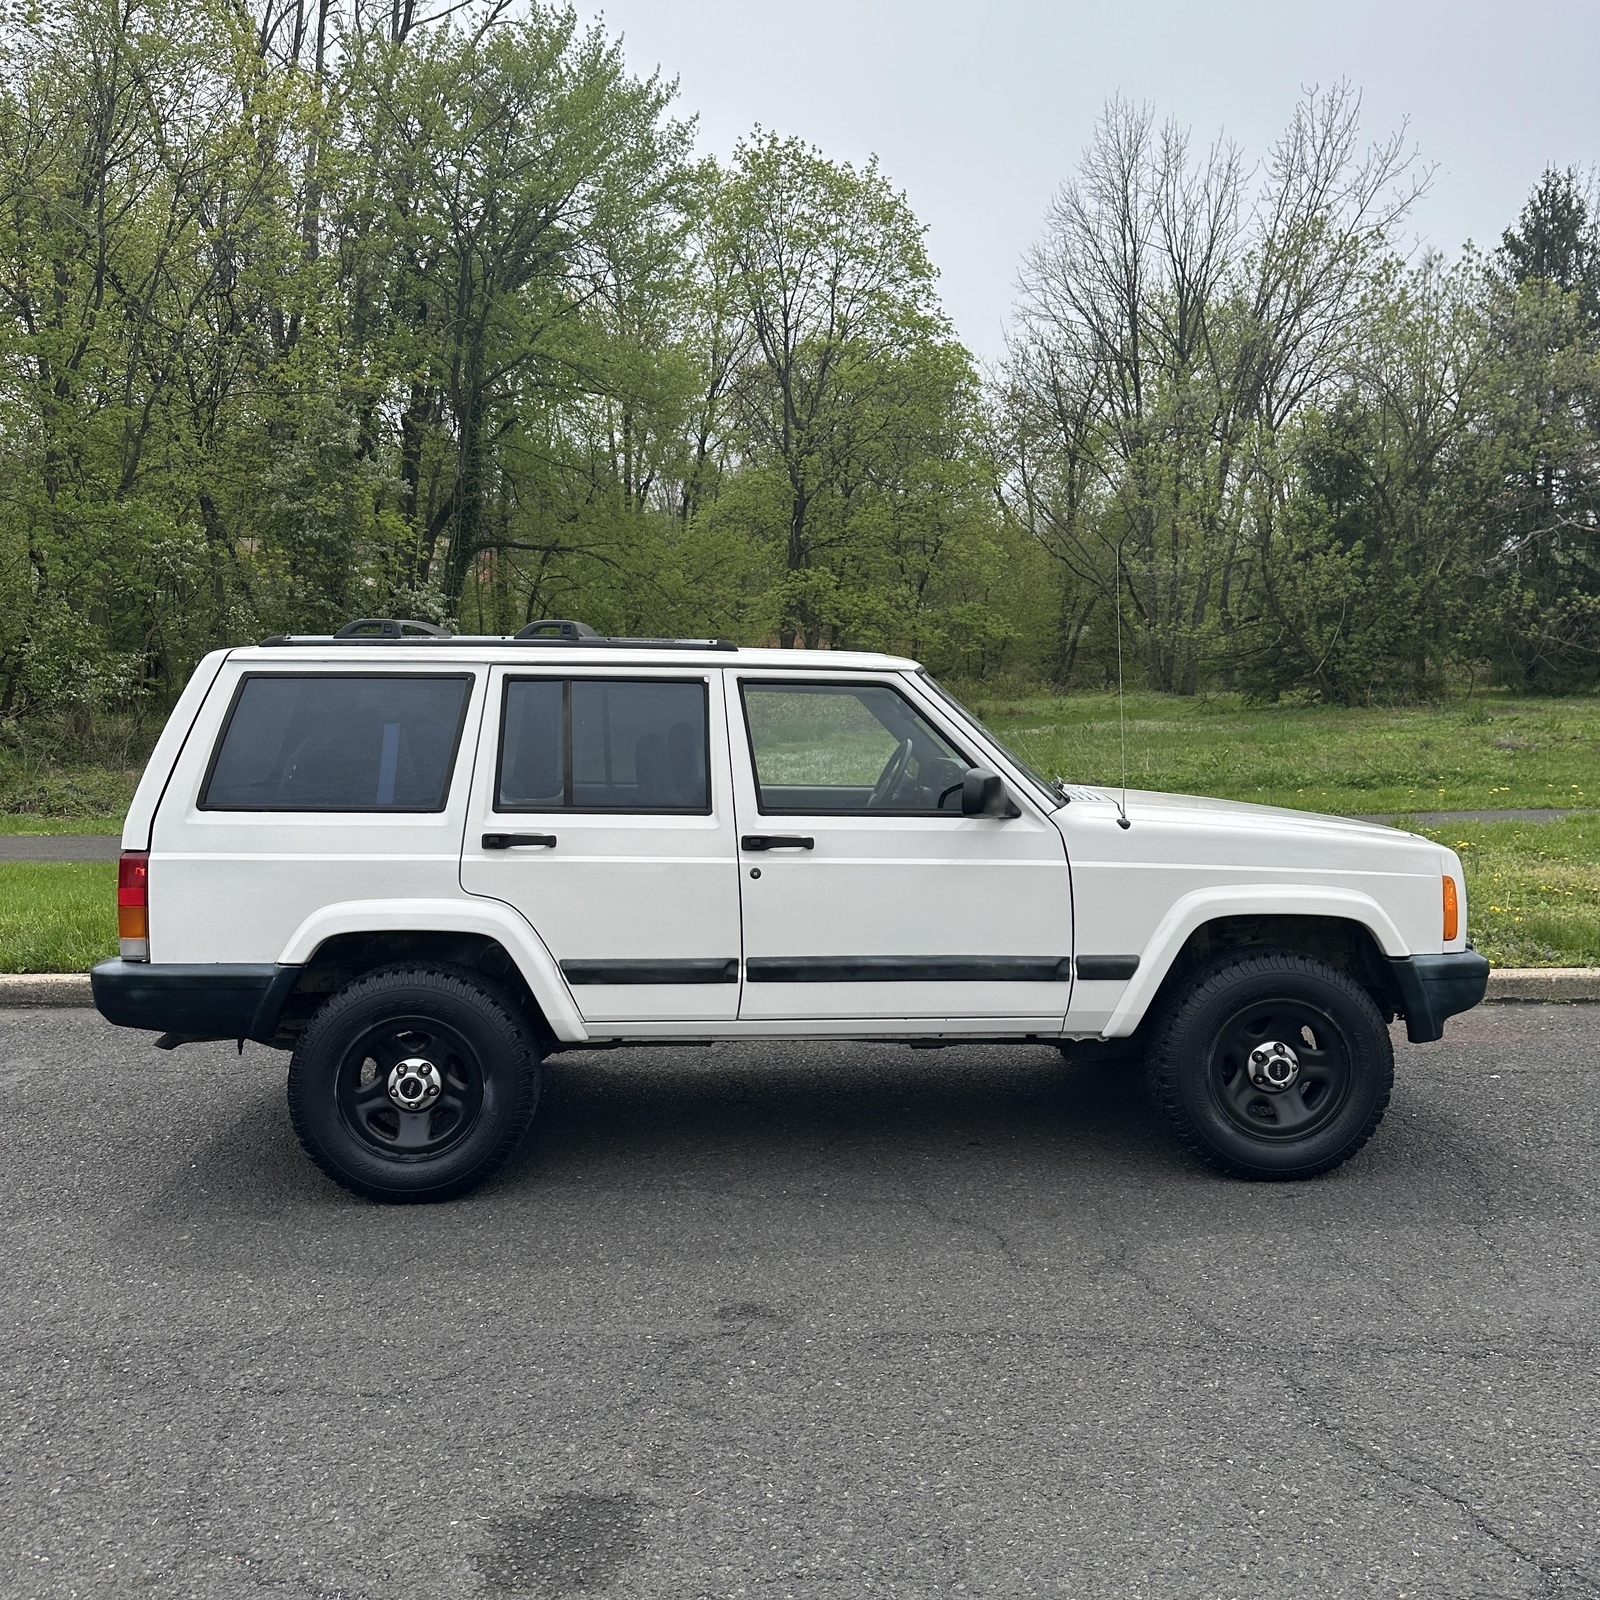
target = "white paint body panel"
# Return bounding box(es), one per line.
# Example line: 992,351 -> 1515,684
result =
147,657 -> 489,968
1058,788 -> 1454,1035
727,671 -> 1074,1023
459,666 -> 742,1024
123,648 -> 232,851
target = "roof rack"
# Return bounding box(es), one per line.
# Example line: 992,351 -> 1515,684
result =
334,618 -> 452,639
257,617 -> 739,651
514,618 -> 597,640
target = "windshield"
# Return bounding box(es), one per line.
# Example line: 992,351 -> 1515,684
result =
916,672 -> 1063,808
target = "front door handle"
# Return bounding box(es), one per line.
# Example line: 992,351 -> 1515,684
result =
740,835 -> 814,851
482,832 -> 557,850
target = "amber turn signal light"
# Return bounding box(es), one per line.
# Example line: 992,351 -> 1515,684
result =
1442,874 -> 1459,943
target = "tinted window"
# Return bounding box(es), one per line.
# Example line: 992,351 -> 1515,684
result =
203,675 -> 471,811
498,680 -> 565,807
498,679 -> 709,811
742,682 -> 968,813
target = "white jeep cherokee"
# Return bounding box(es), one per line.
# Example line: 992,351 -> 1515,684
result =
91,619 -> 1489,1201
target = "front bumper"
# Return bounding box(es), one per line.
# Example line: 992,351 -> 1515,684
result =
90,960 -> 301,1043
1389,952 -> 1491,1044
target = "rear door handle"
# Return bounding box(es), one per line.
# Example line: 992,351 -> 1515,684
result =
482,833 -> 557,850
740,835 -> 814,851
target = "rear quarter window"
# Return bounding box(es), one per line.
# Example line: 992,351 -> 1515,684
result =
201,674 -> 473,811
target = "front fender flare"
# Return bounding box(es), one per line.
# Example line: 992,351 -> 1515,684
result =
278,897 -> 589,1042
1099,885 -> 1410,1038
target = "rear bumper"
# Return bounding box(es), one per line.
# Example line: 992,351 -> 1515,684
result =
90,960 -> 301,1043
1389,952 -> 1491,1044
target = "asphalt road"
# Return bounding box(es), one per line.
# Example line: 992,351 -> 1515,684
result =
3,1006 -> 1597,1600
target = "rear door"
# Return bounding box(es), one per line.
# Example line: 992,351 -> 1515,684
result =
460,666 -> 742,1024
729,673 -> 1074,1026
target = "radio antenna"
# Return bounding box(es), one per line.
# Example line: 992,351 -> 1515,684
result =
1114,545 -> 1131,830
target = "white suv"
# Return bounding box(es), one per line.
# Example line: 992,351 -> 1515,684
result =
91,619 -> 1488,1201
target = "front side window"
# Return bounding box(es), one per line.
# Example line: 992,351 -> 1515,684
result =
742,681 -> 970,813
202,674 -> 472,811
498,678 -> 709,812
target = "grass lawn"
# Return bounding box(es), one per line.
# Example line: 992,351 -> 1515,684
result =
968,689 -> 1600,816
1408,817 -> 1600,968
1,689 -> 1596,970
0,863 -> 117,973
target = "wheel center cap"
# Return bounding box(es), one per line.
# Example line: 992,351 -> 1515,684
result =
1248,1040 -> 1300,1091
387,1057 -> 443,1112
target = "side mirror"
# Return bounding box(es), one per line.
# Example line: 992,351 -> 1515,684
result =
961,766 -> 1020,818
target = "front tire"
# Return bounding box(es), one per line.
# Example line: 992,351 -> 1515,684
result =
1147,951 -> 1393,1180
288,965 -> 541,1203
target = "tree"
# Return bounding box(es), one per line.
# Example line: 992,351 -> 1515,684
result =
1497,167 -> 1600,329
1004,85 -> 1426,696
711,133 -> 998,651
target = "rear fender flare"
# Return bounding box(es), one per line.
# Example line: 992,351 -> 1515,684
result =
278,898 -> 588,1042
1100,885 -> 1409,1038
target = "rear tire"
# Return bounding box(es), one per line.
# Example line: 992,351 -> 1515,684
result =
288,965 -> 541,1203
1147,950 -> 1393,1180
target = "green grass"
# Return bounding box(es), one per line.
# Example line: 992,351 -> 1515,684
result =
0,813 -> 126,835
967,689 -> 1600,816
0,750 -> 137,833
0,863 -> 117,973
1411,817 -> 1600,969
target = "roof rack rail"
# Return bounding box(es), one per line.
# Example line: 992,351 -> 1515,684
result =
509,619 -> 738,651
333,618 -> 452,639
256,617 -> 740,651
514,619 -> 598,640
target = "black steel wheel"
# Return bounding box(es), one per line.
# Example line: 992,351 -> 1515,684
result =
1208,999 -> 1353,1142
336,1015 -> 486,1158
289,965 -> 541,1203
1148,950 -> 1393,1180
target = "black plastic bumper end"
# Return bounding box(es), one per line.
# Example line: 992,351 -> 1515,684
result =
90,960 -> 301,1043
1389,952 -> 1491,1044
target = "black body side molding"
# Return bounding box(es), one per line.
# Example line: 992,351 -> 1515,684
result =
560,959 -> 739,985
744,956 -> 1072,983
1074,955 -> 1140,981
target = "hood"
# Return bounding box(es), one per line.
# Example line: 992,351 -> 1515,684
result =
1063,785 -> 1418,841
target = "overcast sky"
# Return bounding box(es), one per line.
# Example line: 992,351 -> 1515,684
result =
575,0 -> 1600,361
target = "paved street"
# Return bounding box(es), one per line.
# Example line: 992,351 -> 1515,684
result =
2,1004 -> 1597,1599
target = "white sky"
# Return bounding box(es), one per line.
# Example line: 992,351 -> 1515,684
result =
576,0 -> 1600,361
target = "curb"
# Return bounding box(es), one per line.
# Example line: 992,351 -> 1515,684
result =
2,969 -> 1599,1010
0,973 -> 94,1005
1483,968 -> 1600,1003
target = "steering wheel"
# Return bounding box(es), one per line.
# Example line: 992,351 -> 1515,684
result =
868,738 -> 914,808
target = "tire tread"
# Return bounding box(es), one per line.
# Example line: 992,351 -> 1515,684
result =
287,963 -> 540,1203
1146,949 -> 1393,1181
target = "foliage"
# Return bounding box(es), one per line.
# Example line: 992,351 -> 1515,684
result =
0,3 -> 1595,711
0,0 -> 1005,714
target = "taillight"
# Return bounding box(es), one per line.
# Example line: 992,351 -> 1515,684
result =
118,851 -> 149,960
1442,874 -> 1459,943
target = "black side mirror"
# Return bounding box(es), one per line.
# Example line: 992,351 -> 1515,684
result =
961,767 -> 1019,818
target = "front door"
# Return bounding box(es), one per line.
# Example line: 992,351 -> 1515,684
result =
729,675 -> 1074,1027
461,667 -> 742,1024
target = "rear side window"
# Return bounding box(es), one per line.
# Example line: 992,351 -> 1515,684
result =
498,678 -> 709,811
202,675 -> 472,811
